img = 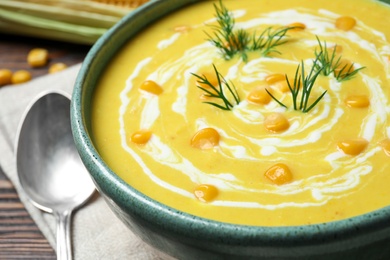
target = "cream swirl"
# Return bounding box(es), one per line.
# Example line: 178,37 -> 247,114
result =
119,8 -> 390,209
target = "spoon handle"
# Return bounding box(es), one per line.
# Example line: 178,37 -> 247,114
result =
55,210 -> 73,260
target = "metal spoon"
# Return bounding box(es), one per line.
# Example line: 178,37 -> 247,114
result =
15,91 -> 96,260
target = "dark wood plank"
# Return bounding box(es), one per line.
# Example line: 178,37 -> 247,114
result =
0,33 -> 90,259
0,175 -> 56,259
0,33 -> 90,79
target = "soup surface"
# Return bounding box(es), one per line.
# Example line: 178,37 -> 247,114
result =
92,0 -> 390,226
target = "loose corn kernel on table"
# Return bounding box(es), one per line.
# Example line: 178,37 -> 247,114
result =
0,33 -> 90,259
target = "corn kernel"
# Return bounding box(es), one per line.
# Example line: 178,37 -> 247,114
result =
247,87 -> 272,105
27,48 -> 49,68
288,22 -> 306,31
264,113 -> 290,133
275,80 -> 290,93
11,70 -> 32,84
335,16 -> 356,31
49,63 -> 68,74
337,138 -> 368,155
380,139 -> 390,157
326,45 -> 343,63
265,73 -> 285,85
196,72 -> 219,89
334,59 -> 354,79
224,34 -> 246,51
0,69 -> 12,86
345,95 -> 370,108
191,127 -> 220,149
264,163 -> 293,185
130,130 -> 152,144
194,184 -> 219,202
328,45 -> 343,54
139,80 -> 163,95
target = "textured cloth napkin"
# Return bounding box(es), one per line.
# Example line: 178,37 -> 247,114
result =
0,64 -> 173,260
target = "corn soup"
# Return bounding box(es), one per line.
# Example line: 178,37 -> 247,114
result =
92,0 -> 390,226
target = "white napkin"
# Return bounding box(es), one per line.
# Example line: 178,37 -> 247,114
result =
0,64 -> 174,260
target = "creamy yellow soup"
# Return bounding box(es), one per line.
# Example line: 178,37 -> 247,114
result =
92,0 -> 390,226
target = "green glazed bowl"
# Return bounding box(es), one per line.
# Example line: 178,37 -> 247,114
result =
71,0 -> 390,259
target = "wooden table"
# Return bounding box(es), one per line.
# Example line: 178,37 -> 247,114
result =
0,33 -> 90,259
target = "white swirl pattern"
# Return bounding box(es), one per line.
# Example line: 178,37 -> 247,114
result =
119,8 -> 390,209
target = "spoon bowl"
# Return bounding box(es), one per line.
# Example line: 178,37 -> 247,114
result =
16,91 -> 96,260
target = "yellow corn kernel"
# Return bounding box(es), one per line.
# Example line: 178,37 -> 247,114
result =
194,184 -> 219,202
196,72 -> 219,89
275,80 -> 290,93
345,95 -> 370,108
139,80 -> 163,95
288,22 -> 306,31
380,139 -> 390,157
247,87 -> 272,105
337,138 -> 368,155
191,127 -> 220,149
264,163 -> 293,185
27,48 -> 49,68
334,59 -> 354,78
11,70 -> 32,84
224,34 -> 245,51
328,45 -> 343,54
49,63 -> 68,74
130,129 -> 152,144
0,69 -> 12,86
335,16 -> 356,31
265,73 -> 285,85
264,113 -> 290,133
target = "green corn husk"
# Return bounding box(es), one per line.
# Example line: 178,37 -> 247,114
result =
0,0 -> 146,45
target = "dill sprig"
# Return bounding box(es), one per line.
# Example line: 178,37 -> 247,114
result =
250,26 -> 294,57
206,0 -> 250,61
334,62 -> 365,81
313,36 -> 341,76
192,64 -> 241,111
314,36 -> 365,82
206,0 -> 293,62
266,56 -> 327,113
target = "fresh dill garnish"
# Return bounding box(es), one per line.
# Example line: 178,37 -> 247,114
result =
250,26 -> 294,57
266,56 -> 327,113
206,0 -> 294,62
334,62 -> 365,82
206,0 -> 250,61
313,36 -> 341,76
192,64 -> 241,111
314,36 -> 365,82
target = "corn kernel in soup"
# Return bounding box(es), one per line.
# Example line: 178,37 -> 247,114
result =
92,0 -> 390,226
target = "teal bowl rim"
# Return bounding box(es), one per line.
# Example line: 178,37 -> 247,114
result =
71,0 -> 390,249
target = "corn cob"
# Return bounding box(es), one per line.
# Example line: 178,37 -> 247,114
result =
0,0 -> 150,45
92,0 -> 150,8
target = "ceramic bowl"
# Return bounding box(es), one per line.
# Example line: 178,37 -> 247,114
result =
71,0 -> 390,259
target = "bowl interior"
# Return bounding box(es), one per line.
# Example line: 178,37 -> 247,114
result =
71,0 -> 390,248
